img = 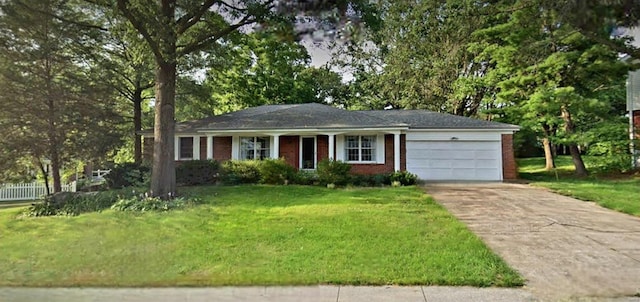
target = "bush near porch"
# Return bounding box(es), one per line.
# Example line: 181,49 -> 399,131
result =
518,156 -> 640,216
0,185 -> 522,287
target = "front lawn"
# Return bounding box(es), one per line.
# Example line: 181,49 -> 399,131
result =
518,156 -> 640,216
0,185 -> 522,287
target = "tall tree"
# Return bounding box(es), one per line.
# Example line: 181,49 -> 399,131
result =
89,0 -> 373,198
100,17 -> 155,164
0,0 -> 123,192
473,0 -> 631,176
340,0 -> 491,115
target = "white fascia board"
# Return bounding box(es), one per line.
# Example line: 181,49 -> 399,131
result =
195,127 -> 409,135
407,128 -> 520,134
141,132 -> 202,138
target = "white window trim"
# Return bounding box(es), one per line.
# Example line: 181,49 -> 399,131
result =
341,134 -> 385,164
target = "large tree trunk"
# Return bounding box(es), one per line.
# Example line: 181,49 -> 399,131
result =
149,61 -> 176,198
51,152 -> 62,193
133,87 -> 143,164
561,106 -> 588,177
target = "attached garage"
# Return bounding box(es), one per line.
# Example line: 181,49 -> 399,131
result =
406,131 -> 505,181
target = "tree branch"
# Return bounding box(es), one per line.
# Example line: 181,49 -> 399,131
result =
177,15 -> 256,56
116,0 -> 165,63
219,1 -> 249,12
176,0 -> 219,35
577,28 -> 640,60
16,1 -> 108,31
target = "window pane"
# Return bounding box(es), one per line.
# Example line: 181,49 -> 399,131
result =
361,136 -> 375,148
361,149 -> 373,161
346,136 -> 359,148
347,148 -> 359,161
258,148 -> 269,160
179,137 -> 193,159
240,137 -> 255,160
256,137 -> 270,150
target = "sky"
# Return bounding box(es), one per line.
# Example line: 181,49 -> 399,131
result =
306,27 -> 640,83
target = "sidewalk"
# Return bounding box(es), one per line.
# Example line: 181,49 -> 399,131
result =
1,286 -> 538,302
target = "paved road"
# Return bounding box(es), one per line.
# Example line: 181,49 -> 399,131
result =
425,183 -> 640,301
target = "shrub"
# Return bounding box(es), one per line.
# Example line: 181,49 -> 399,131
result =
258,158 -> 296,185
104,162 -> 150,189
316,159 -> 351,186
176,160 -> 220,186
584,119 -> 634,173
350,173 -> 391,187
220,160 -> 261,185
111,194 -> 197,212
292,170 -> 319,185
390,171 -> 418,186
26,190 -> 136,217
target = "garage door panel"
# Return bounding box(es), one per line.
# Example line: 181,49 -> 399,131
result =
406,139 -> 502,181
452,160 -> 476,168
476,150 -> 499,159
476,160 -> 499,168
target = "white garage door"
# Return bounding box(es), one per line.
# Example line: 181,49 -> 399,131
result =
406,140 -> 502,181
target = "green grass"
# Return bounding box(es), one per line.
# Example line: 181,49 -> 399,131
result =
0,185 -> 522,287
518,156 -> 640,216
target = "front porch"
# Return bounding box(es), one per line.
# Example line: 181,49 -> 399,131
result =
155,131 -> 406,174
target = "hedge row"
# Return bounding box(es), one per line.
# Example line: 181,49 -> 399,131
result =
104,159 -> 418,188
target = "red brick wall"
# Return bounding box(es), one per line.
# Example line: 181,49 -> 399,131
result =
349,134 -> 396,175
279,136 -> 299,169
317,135 -> 329,162
634,110 -> 640,138
213,136 -> 232,161
501,134 -> 518,181
199,137 -> 207,160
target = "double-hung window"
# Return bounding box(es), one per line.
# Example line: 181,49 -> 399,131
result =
179,137 -> 194,159
240,137 -> 270,160
345,135 -> 376,162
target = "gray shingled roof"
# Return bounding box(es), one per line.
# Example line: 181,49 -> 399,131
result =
359,110 -> 520,130
161,103 -> 518,134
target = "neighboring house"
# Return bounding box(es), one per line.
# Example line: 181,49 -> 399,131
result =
142,103 -> 520,181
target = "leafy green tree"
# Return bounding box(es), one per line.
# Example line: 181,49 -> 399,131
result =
99,17 -> 155,164
197,33 -> 350,115
0,0 -> 123,192
340,0 -> 492,114
205,33 -> 314,113
473,0 -> 630,176
88,0 -> 375,198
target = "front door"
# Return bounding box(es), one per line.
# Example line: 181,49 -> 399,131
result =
300,136 -> 316,170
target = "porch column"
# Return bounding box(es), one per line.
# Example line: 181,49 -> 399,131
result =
272,134 -> 281,159
394,132 -> 401,171
206,136 -> 213,160
328,134 -> 335,160
174,137 -> 180,160
193,136 -> 201,160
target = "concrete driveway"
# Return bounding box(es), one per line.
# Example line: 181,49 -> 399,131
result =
425,183 -> 640,301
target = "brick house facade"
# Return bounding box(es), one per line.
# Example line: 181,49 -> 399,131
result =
142,103 -> 520,181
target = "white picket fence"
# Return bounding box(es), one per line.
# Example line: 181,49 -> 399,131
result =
0,182 -> 76,202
